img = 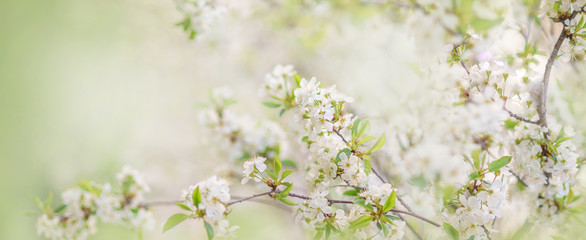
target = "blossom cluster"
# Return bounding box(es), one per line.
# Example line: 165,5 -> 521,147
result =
178,175 -> 239,237
36,166 -> 154,240
174,0 -> 229,39
261,65 -> 408,239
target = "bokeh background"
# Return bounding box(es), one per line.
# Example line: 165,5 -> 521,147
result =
2,0 -> 586,239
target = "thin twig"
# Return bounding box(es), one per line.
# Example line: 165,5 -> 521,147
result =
287,192 -> 354,205
228,191 -> 273,206
332,128 -> 349,145
387,209 -> 441,227
509,170 -> 529,187
504,108 -> 540,126
539,10 -> 580,127
399,215 -> 424,240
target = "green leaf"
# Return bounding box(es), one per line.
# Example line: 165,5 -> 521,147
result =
383,214 -> 401,221
349,215 -> 374,229
489,156 -> 512,172
280,169 -> 294,181
294,74 -> 302,87
43,192 -> 53,213
54,204 -> 67,214
33,196 -> 44,212
188,30 -> 197,40
335,148 -> 352,162
343,189 -> 360,197
504,119 -> 519,130
176,202 -> 192,211
351,118 -> 361,138
367,133 -> 386,154
469,171 -> 481,180
442,223 -> 460,240
353,199 -> 373,211
204,221 -> 214,240
274,156 -> 282,176
163,213 -> 189,233
276,183 -> 293,199
325,225 -> 332,239
358,136 -> 377,145
262,101 -> 281,108
382,190 -> 396,212
313,229 -> 324,240
471,17 -> 503,33
192,186 -> 202,207
279,198 -> 297,206
380,221 -> 390,236
266,170 -> 278,180
279,108 -> 286,117
356,119 -> 371,139
363,159 -> 371,175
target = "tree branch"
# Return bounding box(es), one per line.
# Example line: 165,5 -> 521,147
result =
538,10 -> 580,127
387,209 -> 441,227
228,191 -> 273,206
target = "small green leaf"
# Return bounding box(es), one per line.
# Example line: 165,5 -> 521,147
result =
279,108 -> 286,117
262,102 -> 281,108
489,156 -> 512,172
282,159 -> 297,169
279,198 -> 297,206
188,30 -> 197,40
277,183 -> 293,199
274,156 -> 282,176
54,204 -> 67,214
349,215 -> 374,229
266,170 -> 278,180
356,119 -> 371,139
176,202 -> 192,211
335,148 -> 352,162
469,171 -> 481,180
504,119 -> 519,130
280,169 -> 294,181
33,196 -> 44,212
351,118 -> 362,138
443,223 -> 460,240
380,221 -> 390,236
383,190 -> 396,212
313,229 -> 324,240
343,189 -> 360,196
204,221 -> 214,240
383,214 -> 401,221
43,192 -> 53,213
353,199 -> 373,211
163,213 -> 189,233
367,133 -> 386,154
363,159 -> 371,175
358,136 -> 377,145
192,186 -> 202,207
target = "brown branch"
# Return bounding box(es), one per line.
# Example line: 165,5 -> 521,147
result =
504,108 -> 540,126
509,170 -> 529,187
399,215 -> 424,240
538,10 -> 580,127
228,191 -> 273,206
387,209 -> 441,227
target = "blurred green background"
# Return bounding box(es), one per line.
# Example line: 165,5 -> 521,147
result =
2,0 -> 586,240
0,0 -> 303,239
